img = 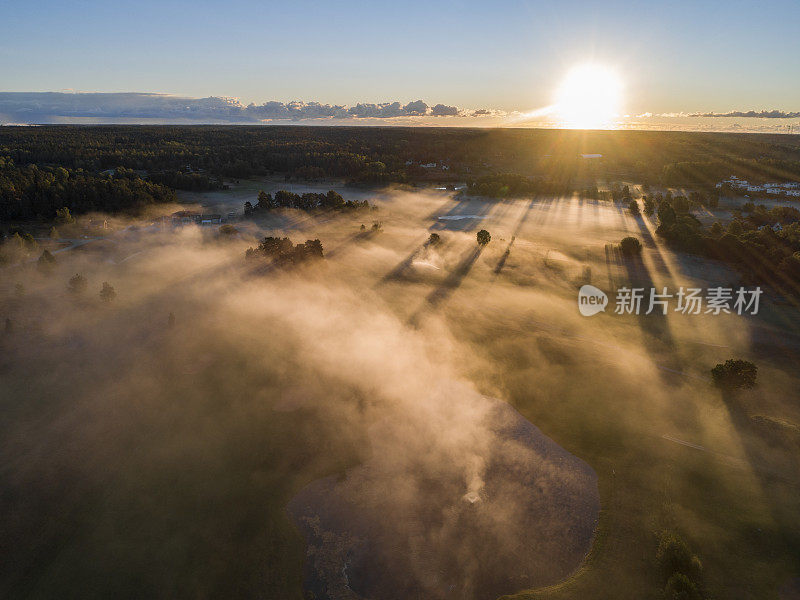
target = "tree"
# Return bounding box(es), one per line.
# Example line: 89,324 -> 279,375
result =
256,190 -> 272,210
300,239 -> 324,260
709,222 -> 723,237
628,199 -> 640,216
620,236 -> 642,256
663,573 -> 703,600
477,229 -> 491,246
672,196 -> 690,213
55,206 -> 75,224
657,531 -> 703,582
711,359 -> 757,390
37,249 -> 57,272
643,196 -> 656,216
67,273 -> 88,294
658,201 -> 677,229
727,220 -> 743,236
428,232 -> 441,246
218,224 -> 238,236
243,201 -> 253,216
99,282 -> 116,303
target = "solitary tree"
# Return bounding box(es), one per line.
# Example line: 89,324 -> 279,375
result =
67,273 -> 88,294
477,229 -> 491,246
620,236 -> 642,256
428,232 -> 441,246
99,282 -> 116,303
37,249 -> 57,272
711,359 -> 757,390
55,207 -> 75,225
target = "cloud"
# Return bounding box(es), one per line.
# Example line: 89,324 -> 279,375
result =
0,93 -> 492,124
695,110 -> 800,118
639,109 -> 800,119
431,103 -> 461,117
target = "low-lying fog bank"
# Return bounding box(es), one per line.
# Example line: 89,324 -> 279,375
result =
1,187 -> 799,599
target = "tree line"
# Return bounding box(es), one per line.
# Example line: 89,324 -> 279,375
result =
1,126 -> 798,199
245,236 -> 324,266
244,189 -> 371,215
0,158 -> 175,220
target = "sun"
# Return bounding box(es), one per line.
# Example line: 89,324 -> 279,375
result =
554,64 -> 623,129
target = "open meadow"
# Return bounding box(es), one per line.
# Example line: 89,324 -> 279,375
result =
2,182 -> 799,599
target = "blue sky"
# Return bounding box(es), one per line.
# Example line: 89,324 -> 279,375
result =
1,0 -> 798,113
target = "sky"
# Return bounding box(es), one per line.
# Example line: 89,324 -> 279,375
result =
1,0 -> 799,116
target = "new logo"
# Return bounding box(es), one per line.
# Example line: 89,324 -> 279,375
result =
578,285 -> 608,316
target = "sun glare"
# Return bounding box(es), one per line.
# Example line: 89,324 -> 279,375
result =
554,64 -> 622,129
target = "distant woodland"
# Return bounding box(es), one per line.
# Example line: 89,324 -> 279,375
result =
1,125 -> 800,221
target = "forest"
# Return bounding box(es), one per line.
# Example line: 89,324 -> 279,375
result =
1,125 -> 800,221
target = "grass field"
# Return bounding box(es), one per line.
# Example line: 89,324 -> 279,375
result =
1,183 -> 799,599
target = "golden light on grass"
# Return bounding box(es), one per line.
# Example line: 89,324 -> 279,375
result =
554,64 -> 622,129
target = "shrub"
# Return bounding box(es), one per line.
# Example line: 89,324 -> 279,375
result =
37,249 -> 57,272
99,282 -> 116,303
476,229 -> 491,246
67,274 -> 88,294
663,573 -> 703,600
620,236 -> 642,256
711,359 -> 757,389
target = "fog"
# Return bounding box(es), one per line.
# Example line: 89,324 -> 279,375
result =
2,188 -> 799,599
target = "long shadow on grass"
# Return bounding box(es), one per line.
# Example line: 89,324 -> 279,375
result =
408,245 -> 484,325
619,249 -> 685,378
716,387 -> 800,551
377,238 -> 433,284
631,214 -> 671,278
323,228 -> 382,260
494,198 -> 537,276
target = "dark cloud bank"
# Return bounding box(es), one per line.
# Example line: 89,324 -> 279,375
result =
0,93 -> 475,124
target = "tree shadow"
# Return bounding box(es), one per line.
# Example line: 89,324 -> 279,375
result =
408,245 -> 484,325
619,251 -> 683,377
715,386 -> 800,545
631,214 -> 671,277
377,238 -> 432,284
494,198 -> 537,276
324,228 -> 382,260
494,237 -> 515,274
604,243 -> 617,290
